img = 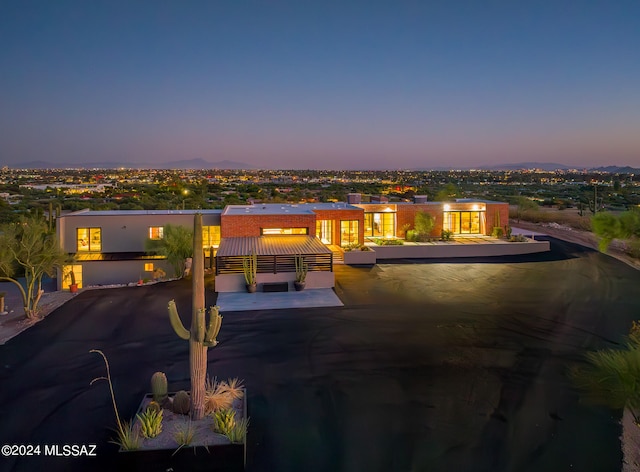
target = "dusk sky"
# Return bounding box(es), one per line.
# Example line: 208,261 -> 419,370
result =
1,1 -> 639,170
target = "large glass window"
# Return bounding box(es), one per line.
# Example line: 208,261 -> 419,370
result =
316,220 -> 333,244
340,220 -> 359,247
77,227 -> 101,251
203,225 -> 221,248
443,211 -> 482,234
364,212 -> 396,238
260,228 -> 309,235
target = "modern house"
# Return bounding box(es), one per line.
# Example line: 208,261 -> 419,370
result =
56,197 -> 519,292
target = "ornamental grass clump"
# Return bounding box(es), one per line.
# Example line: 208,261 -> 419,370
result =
204,377 -> 244,415
173,419 -> 197,449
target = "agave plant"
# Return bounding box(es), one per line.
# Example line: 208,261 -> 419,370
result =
212,409 -> 237,436
137,407 -> 163,439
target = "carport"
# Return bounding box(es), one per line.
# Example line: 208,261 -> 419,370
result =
214,236 -> 334,292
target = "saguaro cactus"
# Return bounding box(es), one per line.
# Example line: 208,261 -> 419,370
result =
168,213 -> 222,420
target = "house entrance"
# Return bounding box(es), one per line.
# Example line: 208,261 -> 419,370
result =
443,211 -> 483,234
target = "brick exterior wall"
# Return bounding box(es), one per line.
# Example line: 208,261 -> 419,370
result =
220,214 -> 317,238
397,205 -> 443,237
485,202 -> 510,235
313,208 -> 364,245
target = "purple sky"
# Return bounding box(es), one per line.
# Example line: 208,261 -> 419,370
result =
1,1 -> 639,169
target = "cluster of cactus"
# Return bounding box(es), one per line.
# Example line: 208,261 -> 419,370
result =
294,254 -> 307,283
137,406 -> 163,439
242,252 -> 257,285
173,390 -> 191,415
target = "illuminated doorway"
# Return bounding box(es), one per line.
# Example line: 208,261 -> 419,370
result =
316,220 -> 333,244
340,220 -> 359,247
61,264 -> 83,290
443,211 -> 483,234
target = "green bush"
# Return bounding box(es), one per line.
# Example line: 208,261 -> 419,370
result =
491,227 -> 504,238
440,230 -> 453,241
373,238 -> 404,246
509,234 -> 527,242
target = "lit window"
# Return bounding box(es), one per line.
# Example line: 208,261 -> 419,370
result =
149,227 -> 164,240
77,227 -> 101,252
144,263 -> 154,271
203,226 -> 221,248
261,228 -> 309,235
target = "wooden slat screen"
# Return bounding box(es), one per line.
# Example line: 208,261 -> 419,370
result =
216,254 -> 332,275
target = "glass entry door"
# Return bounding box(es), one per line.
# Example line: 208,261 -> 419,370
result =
444,211 -> 482,234
316,220 -> 333,244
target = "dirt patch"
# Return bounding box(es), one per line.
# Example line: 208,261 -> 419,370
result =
0,290 -> 76,345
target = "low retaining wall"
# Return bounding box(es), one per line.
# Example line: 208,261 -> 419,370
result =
215,271 -> 335,293
343,249 -> 376,265
371,240 -> 550,260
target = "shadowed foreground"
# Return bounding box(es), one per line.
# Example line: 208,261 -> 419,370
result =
0,237 -> 638,472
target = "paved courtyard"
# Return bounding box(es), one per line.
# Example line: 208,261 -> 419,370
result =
1,237 -> 639,472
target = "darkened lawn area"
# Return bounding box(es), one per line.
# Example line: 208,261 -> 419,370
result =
0,237 -> 638,472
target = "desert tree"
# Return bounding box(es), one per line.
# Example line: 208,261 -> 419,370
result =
0,217 -> 67,318
145,223 -> 193,277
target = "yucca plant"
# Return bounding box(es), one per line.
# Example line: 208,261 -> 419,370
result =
137,407 -> 163,439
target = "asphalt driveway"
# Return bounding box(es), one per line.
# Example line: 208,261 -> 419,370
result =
1,237 -> 639,472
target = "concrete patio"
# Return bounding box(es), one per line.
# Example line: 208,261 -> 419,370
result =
216,288 -> 343,312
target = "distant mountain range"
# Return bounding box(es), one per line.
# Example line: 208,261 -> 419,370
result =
1,159 -> 638,173
478,162 -> 572,171
1,158 -> 255,170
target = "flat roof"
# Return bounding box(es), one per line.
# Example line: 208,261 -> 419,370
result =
63,209 -> 223,217
217,236 -> 332,257
223,204 -> 315,216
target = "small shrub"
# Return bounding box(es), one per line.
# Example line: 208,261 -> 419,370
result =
441,230 -> 453,241
405,229 -> 419,242
491,227 -> 504,238
505,226 -> 513,238
509,234 -> 528,242
137,407 -> 163,439
373,238 -> 404,246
